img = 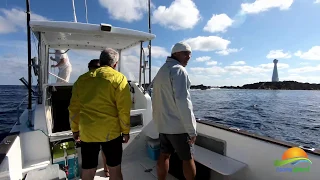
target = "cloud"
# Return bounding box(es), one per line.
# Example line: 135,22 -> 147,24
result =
299,62 -> 309,65
258,63 -> 289,69
190,66 -> 226,75
121,45 -> 170,60
0,16 -> 15,33
314,0 -> 320,3
98,0 -> 150,22
241,0 -> 294,14
203,14 -> 233,33
120,55 -> 160,82
145,46 -> 170,58
0,54 -> 27,77
184,36 -> 230,52
206,61 -> 218,66
0,40 -> 27,49
294,46 -> 320,60
231,61 -> 246,65
224,65 -> 266,75
0,8 -> 48,34
288,65 -> 320,73
195,56 -> 211,62
190,62 -> 289,76
152,0 -> 200,30
282,74 -> 320,83
266,50 -> 291,59
183,36 -> 241,55
216,48 -> 242,56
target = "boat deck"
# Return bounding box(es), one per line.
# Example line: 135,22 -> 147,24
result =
89,155 -> 176,180
76,132 -> 177,180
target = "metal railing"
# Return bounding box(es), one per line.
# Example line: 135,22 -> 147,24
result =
16,94 -> 29,125
49,72 -> 68,83
16,93 -> 38,125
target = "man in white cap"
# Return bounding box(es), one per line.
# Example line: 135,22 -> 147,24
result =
152,42 -> 196,180
50,49 -> 72,83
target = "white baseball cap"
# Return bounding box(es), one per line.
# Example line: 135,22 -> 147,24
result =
171,42 -> 192,54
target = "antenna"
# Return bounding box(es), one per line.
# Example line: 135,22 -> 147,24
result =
84,0 -> 88,23
148,0 -> 152,84
71,0 -> 77,22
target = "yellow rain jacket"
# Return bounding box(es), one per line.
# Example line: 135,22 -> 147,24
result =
68,66 -> 131,142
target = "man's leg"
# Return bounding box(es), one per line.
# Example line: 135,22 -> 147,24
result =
101,150 -> 109,177
101,136 -> 123,180
157,134 -> 174,180
64,66 -> 72,82
168,134 -> 196,180
157,153 -> 171,180
56,70 -> 63,83
182,158 -> 196,180
56,67 -> 71,83
81,142 -> 101,180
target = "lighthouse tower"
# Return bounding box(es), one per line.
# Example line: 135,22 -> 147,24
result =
272,59 -> 279,82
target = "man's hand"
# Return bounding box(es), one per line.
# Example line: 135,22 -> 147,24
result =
122,134 -> 130,143
73,131 -> 80,142
188,136 -> 196,145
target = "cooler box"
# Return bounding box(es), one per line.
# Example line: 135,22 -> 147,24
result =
146,138 -> 160,161
52,141 -> 80,179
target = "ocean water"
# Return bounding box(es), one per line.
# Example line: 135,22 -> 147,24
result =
191,89 -> 320,149
0,85 -> 319,149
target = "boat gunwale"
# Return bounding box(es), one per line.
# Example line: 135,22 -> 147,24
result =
197,120 -> 320,156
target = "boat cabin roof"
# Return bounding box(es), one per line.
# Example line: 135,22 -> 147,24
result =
30,21 -> 156,51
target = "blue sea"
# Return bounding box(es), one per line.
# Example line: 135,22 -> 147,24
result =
0,85 -> 319,149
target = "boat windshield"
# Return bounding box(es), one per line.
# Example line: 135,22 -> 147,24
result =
47,44 -> 148,84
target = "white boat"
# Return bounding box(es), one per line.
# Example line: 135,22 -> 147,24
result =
0,1 -> 319,180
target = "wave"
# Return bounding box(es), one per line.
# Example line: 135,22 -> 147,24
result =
291,159 -> 313,166
274,158 -> 312,167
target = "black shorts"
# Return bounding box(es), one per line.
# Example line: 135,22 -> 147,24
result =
159,133 -> 194,160
81,135 -> 123,169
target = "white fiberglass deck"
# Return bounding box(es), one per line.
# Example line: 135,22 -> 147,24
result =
76,132 -> 177,180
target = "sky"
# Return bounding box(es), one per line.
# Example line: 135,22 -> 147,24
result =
0,0 -> 320,86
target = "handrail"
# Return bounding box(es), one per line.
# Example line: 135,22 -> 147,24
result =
49,72 -> 68,83
16,94 -> 29,125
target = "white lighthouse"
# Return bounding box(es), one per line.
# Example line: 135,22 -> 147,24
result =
272,59 -> 279,82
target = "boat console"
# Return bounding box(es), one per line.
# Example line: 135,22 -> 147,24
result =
43,81 -> 151,143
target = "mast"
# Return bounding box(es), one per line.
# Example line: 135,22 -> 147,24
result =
84,0 -> 88,23
26,0 -> 32,110
72,0 -> 77,22
148,0 -> 152,84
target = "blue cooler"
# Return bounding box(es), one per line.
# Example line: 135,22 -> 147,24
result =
146,138 -> 160,161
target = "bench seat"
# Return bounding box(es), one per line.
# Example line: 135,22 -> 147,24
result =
194,145 -> 247,176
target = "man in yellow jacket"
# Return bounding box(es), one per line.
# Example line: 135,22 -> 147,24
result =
69,48 -> 131,180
